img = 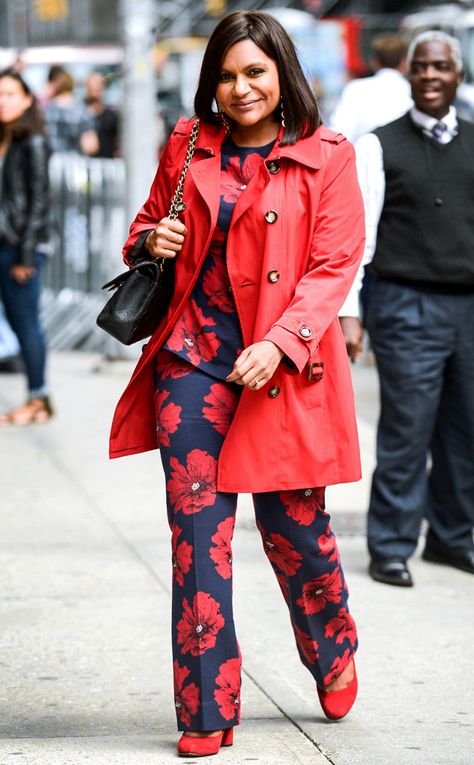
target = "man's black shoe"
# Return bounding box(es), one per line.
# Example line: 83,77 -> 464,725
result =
422,547 -> 474,574
369,557 -> 413,587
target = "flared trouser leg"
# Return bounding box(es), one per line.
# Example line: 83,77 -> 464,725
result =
155,353 -> 358,730
253,489 -> 357,687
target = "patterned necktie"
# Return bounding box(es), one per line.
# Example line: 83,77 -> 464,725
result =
431,121 -> 447,143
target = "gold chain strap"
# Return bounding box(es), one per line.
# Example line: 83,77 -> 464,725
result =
168,120 -> 200,221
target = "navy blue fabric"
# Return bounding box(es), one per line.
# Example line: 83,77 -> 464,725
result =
366,278 -> 474,560
164,137 -> 275,380
154,351 -> 358,731
0,244 -> 47,394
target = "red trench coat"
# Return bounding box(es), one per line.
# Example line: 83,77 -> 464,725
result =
109,118 -> 365,493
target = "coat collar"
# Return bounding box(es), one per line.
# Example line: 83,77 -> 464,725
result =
174,118 -> 343,171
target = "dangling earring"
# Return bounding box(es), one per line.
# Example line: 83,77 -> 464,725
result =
280,98 -> 286,128
218,109 -> 231,135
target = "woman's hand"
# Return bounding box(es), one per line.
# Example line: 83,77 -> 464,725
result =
226,341 -> 284,391
10,265 -> 36,283
144,217 -> 187,260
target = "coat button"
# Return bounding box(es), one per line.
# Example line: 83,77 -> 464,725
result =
267,160 -> 281,174
265,209 -> 278,224
268,385 -> 280,398
299,326 -> 313,338
434,197 -> 444,206
267,269 -> 280,283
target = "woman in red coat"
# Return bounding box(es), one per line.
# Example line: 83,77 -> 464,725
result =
111,11 -> 364,757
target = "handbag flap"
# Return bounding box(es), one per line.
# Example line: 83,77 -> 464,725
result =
101,260 -> 160,291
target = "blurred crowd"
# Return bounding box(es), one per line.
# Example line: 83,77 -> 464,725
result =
18,61 -> 120,159
0,62 -> 121,375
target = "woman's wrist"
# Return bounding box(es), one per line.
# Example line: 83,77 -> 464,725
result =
264,340 -> 284,361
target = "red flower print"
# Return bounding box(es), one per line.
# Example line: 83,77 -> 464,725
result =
166,300 -> 221,366
208,227 -> 226,258
156,356 -> 192,379
317,524 -> 339,564
177,591 -> 225,656
171,525 -> 193,586
210,516 -> 235,579
202,383 -> 239,436
167,449 -> 217,515
275,570 -> 289,603
214,657 -> 242,721
258,521 -> 302,576
173,660 -> 200,726
202,257 -> 235,314
322,648 -> 353,686
296,567 -> 342,615
221,156 -> 245,203
293,624 -> 320,665
241,151 -> 264,184
279,487 -> 326,527
325,607 -> 357,646
155,389 -> 181,447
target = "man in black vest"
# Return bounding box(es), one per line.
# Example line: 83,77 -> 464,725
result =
340,31 -> 474,586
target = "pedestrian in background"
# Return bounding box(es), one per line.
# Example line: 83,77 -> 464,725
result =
109,10 -> 364,758
42,66 -> 96,155
0,70 -> 53,425
83,71 -> 120,158
329,33 -> 413,144
340,31 -> 474,586
330,34 -> 413,328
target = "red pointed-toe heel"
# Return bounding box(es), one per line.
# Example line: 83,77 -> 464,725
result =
177,727 -> 234,757
317,661 -> 358,720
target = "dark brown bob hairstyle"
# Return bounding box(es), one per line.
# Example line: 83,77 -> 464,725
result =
194,11 -> 320,145
0,69 -> 44,141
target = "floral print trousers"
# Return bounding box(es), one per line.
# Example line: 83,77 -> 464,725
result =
154,351 -> 358,732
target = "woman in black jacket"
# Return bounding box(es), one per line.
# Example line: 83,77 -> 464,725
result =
0,69 -> 52,424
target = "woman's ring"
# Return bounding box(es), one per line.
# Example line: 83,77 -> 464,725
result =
252,377 -> 260,387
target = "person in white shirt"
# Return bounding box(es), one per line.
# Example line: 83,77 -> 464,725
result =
339,31 -> 474,587
329,34 -> 413,144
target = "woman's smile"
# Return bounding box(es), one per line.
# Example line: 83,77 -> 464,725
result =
232,100 -> 261,109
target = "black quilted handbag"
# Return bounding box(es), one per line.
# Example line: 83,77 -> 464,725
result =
96,121 -> 200,345
96,259 -> 175,345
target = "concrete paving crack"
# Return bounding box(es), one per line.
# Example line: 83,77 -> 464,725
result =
240,668 -> 336,765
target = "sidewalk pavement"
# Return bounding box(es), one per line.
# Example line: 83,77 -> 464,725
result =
1,352 -> 473,765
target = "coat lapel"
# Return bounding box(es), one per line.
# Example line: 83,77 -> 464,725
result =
188,154 -> 220,230
230,165 -> 268,228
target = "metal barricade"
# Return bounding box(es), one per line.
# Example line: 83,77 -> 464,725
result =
42,153 -> 128,353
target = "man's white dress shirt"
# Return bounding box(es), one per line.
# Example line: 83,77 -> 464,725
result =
329,68 -> 413,144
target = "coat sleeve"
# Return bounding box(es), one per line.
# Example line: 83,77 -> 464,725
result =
122,135 -> 178,266
264,140 -> 365,372
19,134 -> 50,267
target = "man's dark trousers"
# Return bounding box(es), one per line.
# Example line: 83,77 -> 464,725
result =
366,277 -> 474,561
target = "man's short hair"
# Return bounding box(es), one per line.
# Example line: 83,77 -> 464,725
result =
371,34 -> 409,69
407,30 -> 464,74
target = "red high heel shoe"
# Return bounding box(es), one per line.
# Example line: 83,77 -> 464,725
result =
317,661 -> 358,720
177,727 -> 234,757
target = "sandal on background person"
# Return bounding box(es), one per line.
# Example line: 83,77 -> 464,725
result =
0,396 -> 54,426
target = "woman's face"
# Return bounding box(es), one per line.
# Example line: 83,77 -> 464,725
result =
0,76 -> 32,126
216,39 -> 280,131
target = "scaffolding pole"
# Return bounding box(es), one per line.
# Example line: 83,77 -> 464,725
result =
120,0 -> 158,226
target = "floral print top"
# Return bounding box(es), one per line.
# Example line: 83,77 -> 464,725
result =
163,136 -> 275,379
